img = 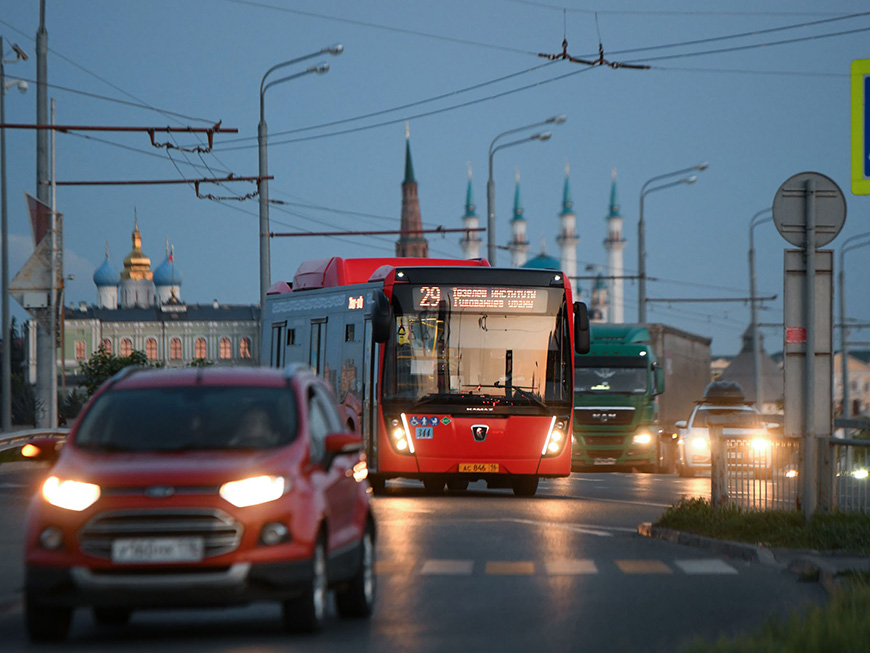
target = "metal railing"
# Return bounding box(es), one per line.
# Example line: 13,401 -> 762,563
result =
829,437 -> 870,514
709,422 -> 802,512
0,427 -> 69,455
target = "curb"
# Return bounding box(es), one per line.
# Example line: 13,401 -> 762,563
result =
637,522 -> 779,566
638,522 -> 870,595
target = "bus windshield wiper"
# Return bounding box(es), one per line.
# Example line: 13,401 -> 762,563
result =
511,385 -> 547,408
412,392 -> 467,407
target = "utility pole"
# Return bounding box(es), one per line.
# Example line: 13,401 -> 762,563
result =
34,0 -> 51,427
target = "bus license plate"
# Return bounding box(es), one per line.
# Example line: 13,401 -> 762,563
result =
458,463 -> 499,473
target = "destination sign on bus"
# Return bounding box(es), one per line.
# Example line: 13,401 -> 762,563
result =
412,285 -> 549,313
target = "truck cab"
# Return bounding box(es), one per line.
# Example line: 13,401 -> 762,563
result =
572,325 -> 665,472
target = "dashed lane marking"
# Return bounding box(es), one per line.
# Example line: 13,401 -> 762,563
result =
615,559 -> 674,574
674,559 -> 740,575
485,561 -> 535,575
544,559 -> 599,575
420,559 -> 474,575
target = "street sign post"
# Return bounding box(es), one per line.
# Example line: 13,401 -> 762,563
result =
852,59 -> 870,195
773,172 -> 844,518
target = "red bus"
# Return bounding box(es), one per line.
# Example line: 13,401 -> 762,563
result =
262,257 -> 589,496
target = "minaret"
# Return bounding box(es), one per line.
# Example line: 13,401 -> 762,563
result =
556,163 -> 579,297
396,122 -> 428,258
507,169 -> 529,267
604,168 -> 627,323
590,265 -> 609,323
459,163 -> 482,259
119,212 -> 155,308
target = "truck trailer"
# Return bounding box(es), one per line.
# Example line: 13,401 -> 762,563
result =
572,323 -> 712,472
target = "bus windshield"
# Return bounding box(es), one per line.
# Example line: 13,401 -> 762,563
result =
383,284 -> 571,408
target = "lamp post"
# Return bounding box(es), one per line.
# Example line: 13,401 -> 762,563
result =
486,115 -> 566,265
1,37 -> 28,431
749,208 -> 773,412
258,44 -> 342,317
839,232 -> 870,422
637,162 -> 707,323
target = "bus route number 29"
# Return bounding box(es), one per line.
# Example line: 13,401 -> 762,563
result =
417,286 -> 442,308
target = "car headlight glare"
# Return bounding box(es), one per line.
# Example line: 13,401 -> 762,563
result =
690,437 -> 709,451
42,476 -> 101,512
751,438 -> 771,452
220,475 -> 287,508
852,469 -> 869,480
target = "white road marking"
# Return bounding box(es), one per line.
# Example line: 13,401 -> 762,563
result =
420,559 -> 474,575
674,559 -> 739,575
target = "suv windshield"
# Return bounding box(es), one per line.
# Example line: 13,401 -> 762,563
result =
75,386 -> 298,452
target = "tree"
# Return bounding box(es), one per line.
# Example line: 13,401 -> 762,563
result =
78,346 -> 150,397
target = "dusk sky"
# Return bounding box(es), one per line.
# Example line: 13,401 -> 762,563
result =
2,0 -> 869,356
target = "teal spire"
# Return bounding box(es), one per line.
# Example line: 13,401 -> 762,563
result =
464,163 -> 477,218
512,169 -> 524,221
403,121 -> 416,184
560,162 -> 574,216
608,168 -> 621,218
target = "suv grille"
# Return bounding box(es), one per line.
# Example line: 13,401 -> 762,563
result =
79,508 -> 243,560
574,407 -> 635,426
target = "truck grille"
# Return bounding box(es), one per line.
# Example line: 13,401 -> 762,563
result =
574,407 -> 635,426
79,508 -> 243,560
581,435 -> 626,446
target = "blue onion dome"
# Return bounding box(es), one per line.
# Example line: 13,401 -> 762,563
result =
93,250 -> 120,287
153,246 -> 183,286
522,240 -> 561,270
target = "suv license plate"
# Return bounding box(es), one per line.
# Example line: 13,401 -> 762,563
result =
458,463 -> 499,473
112,537 -> 205,563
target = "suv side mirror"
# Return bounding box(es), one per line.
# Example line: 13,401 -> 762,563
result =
573,302 -> 590,354
675,420 -> 687,430
371,290 -> 391,344
323,432 -> 363,469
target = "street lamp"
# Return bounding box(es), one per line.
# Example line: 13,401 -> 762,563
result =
839,232 -> 870,422
486,115 -> 566,265
258,44 -> 342,316
1,37 -> 28,432
637,162 -> 707,323
749,208 -> 773,412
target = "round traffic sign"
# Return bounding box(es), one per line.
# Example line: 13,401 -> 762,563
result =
772,172 -> 846,248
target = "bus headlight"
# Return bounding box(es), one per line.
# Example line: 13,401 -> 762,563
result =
542,417 -> 569,457
387,415 -> 415,455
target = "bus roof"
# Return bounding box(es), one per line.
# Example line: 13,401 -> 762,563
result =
290,256 -> 490,291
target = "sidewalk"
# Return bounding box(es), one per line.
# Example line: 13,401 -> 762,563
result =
638,521 -> 870,595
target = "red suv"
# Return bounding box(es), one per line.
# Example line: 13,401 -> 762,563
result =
23,364 -> 375,642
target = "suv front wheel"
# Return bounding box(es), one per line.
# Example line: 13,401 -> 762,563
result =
25,597 -> 72,642
282,534 -> 328,633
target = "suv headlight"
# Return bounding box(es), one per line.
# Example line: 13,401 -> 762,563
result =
220,475 -> 287,508
42,476 -> 101,511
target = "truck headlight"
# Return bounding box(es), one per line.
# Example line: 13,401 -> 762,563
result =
42,476 -> 101,512
632,433 -> 652,445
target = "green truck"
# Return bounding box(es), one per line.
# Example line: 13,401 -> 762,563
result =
572,324 -> 711,473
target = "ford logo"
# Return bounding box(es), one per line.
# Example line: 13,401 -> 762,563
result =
145,485 -> 175,499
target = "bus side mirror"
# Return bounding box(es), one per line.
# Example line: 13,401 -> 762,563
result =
573,302 -> 590,354
371,290 -> 391,344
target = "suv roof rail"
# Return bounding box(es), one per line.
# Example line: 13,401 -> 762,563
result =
108,365 -> 148,386
282,362 -> 315,380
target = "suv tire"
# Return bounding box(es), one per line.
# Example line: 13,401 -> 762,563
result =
336,522 -> 375,618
